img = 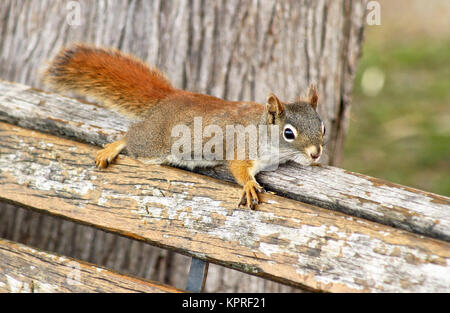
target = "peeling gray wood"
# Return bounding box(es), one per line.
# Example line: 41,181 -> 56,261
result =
0,80 -> 130,146
1,122 -> 449,292
0,238 -> 182,293
1,80 -> 449,243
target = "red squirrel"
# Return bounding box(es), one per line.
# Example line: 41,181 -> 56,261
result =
43,44 -> 325,209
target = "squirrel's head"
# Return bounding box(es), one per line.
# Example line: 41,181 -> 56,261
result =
264,84 -> 325,165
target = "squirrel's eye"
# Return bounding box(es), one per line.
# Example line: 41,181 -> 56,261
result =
283,128 -> 296,141
322,122 -> 326,136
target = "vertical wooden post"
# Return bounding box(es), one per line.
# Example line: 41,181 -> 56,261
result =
186,258 -> 209,292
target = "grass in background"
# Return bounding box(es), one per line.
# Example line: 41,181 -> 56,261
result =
343,38 -> 450,196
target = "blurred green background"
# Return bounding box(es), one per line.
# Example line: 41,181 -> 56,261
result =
343,0 -> 450,196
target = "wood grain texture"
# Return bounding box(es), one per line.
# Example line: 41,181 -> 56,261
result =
1,80 -> 449,244
1,122 -> 449,292
0,238 -> 182,293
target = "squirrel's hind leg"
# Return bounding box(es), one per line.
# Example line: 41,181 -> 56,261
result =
95,138 -> 127,168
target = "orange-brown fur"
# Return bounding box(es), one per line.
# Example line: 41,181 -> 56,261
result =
228,160 -> 264,207
43,44 -> 175,118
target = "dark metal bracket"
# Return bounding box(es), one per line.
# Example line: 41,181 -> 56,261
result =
186,257 -> 209,292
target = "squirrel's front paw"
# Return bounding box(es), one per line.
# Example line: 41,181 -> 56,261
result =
96,148 -> 113,168
238,181 -> 265,210
95,143 -> 117,168
95,140 -> 126,169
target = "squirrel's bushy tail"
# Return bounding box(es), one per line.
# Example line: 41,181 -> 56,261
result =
43,44 -> 175,118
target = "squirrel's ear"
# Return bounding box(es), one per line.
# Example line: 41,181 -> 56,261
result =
307,84 -> 319,110
266,93 -> 284,117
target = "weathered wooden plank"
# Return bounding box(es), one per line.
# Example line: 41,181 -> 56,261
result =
0,80 -> 129,146
1,80 -> 449,242
0,238 -> 182,293
1,122 -> 449,292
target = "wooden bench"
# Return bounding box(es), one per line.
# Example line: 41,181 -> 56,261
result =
1,80 -> 449,293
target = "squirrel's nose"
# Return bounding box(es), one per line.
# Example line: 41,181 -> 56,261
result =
311,152 -> 320,160
310,146 -> 322,160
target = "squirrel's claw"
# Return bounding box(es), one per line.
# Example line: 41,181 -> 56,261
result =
95,149 -> 112,168
238,181 -> 264,210
95,143 -> 116,169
